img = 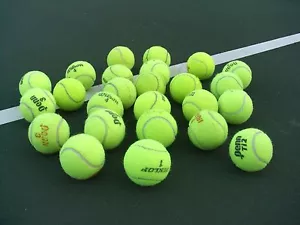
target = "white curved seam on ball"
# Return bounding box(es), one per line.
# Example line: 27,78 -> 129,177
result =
88,106 -> 106,114
20,102 -> 34,121
252,131 -> 268,164
182,101 -> 201,112
60,147 -> 103,168
145,49 -> 150,61
190,58 -> 208,75
58,83 -> 83,104
89,115 -> 108,144
215,75 -> 243,97
27,71 -> 35,89
73,74 -> 95,82
56,118 -> 65,147
109,66 -> 120,78
130,176 -> 164,181
115,47 -> 129,65
133,144 -> 167,152
42,89 -> 56,107
104,83 -> 119,96
149,92 -> 158,109
207,111 -> 227,139
152,74 -> 160,91
222,93 -> 247,115
189,127 -> 203,149
142,116 -> 177,139
150,62 -> 162,73
28,123 -> 33,145
186,73 -> 197,89
164,51 -> 169,63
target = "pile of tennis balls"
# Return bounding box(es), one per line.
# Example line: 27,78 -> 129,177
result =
18,45 -> 273,187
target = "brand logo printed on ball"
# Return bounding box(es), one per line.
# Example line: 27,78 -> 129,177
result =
195,113 -> 203,123
67,63 -> 84,73
35,124 -> 49,146
224,61 -> 238,72
105,109 -> 122,125
30,95 -> 48,112
141,160 -> 169,173
98,92 -> 119,105
234,135 -> 247,159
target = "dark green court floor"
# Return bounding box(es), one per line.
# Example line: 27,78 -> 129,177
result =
1,1 -> 300,225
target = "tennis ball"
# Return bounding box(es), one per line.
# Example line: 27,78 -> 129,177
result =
53,78 -> 86,111
187,52 -> 215,80
210,72 -> 243,98
19,71 -> 52,96
133,91 -> 171,120
65,61 -> 96,90
84,109 -> 126,150
136,109 -> 178,147
169,73 -> 202,103
229,128 -> 273,172
218,89 -> 253,124
188,110 -> 228,150
102,64 -> 133,84
123,139 -> 171,186
134,73 -> 166,96
139,59 -> 170,84
107,46 -> 135,69
28,113 -> 70,154
103,77 -> 137,109
59,133 -> 105,180
222,60 -> 252,89
143,46 -> 171,66
182,89 -> 218,121
19,88 -> 56,122
87,91 -> 124,116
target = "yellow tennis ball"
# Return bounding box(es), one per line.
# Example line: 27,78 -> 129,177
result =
169,73 -> 202,103
182,89 -> 218,121
123,139 -> 171,186
133,91 -> 171,120
102,77 -> 137,109
19,71 -> 52,96
229,128 -> 273,172
218,89 -> 253,125
84,108 -> 126,150
19,88 -> 56,122
65,61 -> 96,90
187,52 -> 215,80
136,109 -> 178,147
101,64 -> 133,84
210,72 -> 243,98
53,78 -> 86,111
107,46 -> 135,69
188,110 -> 228,150
28,113 -> 70,154
143,46 -> 171,66
59,133 -> 105,180
222,60 -> 252,89
139,59 -> 170,84
134,73 -> 166,96
87,91 -> 124,116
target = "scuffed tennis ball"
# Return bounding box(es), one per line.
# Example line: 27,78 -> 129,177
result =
133,91 -> 171,120
188,110 -> 228,150
107,46 -> 135,69
65,61 -> 96,90
84,109 -> 126,150
28,113 -> 70,154
19,71 -> 52,96
210,72 -> 243,98
182,89 -> 218,121
143,46 -> 171,66
59,133 -> 106,180
139,59 -> 170,84
169,73 -> 202,103
86,91 -> 124,117
218,89 -> 253,124
123,139 -> 172,186
102,64 -> 133,84
229,128 -> 273,172
19,88 -> 56,122
53,78 -> 86,111
222,60 -> 252,89
103,77 -> 137,109
187,52 -> 215,80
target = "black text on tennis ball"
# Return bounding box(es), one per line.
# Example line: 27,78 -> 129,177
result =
229,128 -> 273,172
123,139 -> 171,186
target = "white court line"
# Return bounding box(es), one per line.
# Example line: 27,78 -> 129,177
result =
1,33 -> 300,126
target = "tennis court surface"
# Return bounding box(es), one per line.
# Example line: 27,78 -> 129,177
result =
1,1 -> 300,225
